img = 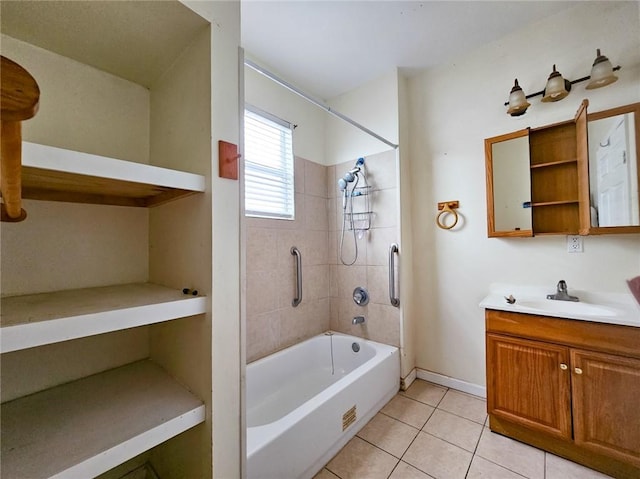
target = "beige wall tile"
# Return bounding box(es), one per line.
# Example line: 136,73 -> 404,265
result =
367,227 -> 398,266
371,188 -> 398,229
330,298 -> 368,336
305,159 -> 328,198
305,195 -> 329,232
246,310 -> 280,363
366,265 -> 388,305
365,150 -> 397,191
246,269 -> 278,316
367,303 -> 400,347
246,227 -> 278,273
306,230 -> 329,266
304,264 -> 330,301
295,156 -> 305,194
326,165 -> 337,199
280,298 -> 330,348
336,265 -> 367,299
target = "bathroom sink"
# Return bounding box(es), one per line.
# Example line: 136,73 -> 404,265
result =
517,300 -> 617,318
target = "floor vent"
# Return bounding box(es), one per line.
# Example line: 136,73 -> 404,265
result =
342,405 -> 357,431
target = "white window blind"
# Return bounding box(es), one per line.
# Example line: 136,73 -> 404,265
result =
244,107 -> 295,219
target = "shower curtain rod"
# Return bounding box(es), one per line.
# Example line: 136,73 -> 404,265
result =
245,59 -> 399,150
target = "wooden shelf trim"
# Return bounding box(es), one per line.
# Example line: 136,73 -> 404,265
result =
21,142 -> 206,207
0,283 -> 206,353
531,200 -> 579,207
530,158 -> 577,169
1,360 -> 205,479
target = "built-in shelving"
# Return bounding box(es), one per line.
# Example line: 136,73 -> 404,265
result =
531,200 -> 580,207
530,158 -> 577,169
21,142 -> 206,207
1,360 -> 206,479
0,282 -> 206,353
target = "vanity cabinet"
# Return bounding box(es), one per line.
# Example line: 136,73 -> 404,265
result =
486,309 -> 640,479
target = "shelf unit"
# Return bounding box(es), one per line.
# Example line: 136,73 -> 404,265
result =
1,282 -> 206,353
21,142 -> 205,208
0,1 -> 226,477
1,361 -> 206,479
530,119 -> 582,235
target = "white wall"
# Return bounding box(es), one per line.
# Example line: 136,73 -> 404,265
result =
244,61 -> 326,164
408,1 -> 640,388
326,70 -> 400,164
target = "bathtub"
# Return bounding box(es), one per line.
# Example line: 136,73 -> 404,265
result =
246,332 -> 400,479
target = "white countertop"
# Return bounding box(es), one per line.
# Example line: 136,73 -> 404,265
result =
480,283 -> 640,328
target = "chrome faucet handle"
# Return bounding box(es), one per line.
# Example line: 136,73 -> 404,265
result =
557,280 -> 568,293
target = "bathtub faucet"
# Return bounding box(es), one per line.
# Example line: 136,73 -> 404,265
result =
352,316 -> 365,325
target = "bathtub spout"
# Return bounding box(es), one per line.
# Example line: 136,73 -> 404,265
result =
352,316 -> 365,325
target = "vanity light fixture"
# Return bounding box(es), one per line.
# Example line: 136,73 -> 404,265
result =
586,49 -> 618,89
504,48 -> 621,116
541,65 -> 571,102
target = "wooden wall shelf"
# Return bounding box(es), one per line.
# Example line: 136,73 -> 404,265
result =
21,142 -> 206,208
1,360 -> 205,479
0,283 -> 206,353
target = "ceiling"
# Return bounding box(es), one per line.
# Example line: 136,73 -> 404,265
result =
241,1 -> 576,100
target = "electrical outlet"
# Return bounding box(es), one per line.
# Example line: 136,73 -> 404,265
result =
567,235 -> 583,253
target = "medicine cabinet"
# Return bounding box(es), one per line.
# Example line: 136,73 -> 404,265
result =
485,100 -> 640,237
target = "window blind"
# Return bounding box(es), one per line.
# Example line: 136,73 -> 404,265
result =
244,107 -> 294,219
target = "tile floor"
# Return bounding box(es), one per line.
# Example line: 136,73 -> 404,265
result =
314,379 -> 613,479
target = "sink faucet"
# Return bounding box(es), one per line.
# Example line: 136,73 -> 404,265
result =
547,280 -> 579,302
352,316 -> 365,325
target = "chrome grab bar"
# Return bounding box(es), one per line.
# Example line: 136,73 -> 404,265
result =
291,246 -> 302,307
389,243 -> 400,307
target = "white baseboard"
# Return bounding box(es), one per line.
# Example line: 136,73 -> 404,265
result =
400,368 -> 417,391
416,368 -> 486,399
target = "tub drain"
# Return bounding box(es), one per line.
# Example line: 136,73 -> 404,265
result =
352,342 -> 360,353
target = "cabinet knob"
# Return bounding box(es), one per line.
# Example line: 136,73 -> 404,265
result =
560,363 -> 568,370
574,367 -> 583,375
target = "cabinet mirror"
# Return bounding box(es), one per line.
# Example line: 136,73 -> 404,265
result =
485,129 -> 533,237
586,103 -> 640,234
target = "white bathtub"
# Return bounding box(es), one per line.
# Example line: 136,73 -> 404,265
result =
246,332 -> 400,479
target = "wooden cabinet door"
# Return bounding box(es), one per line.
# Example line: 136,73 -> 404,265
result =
487,334 -> 572,439
571,349 -> 640,466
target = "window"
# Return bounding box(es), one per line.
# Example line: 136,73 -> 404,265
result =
244,106 -> 294,219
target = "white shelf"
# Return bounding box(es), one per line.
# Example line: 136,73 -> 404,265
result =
1,360 -> 206,479
1,283 -> 207,353
21,142 -> 206,207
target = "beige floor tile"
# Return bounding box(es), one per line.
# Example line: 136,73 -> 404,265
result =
389,461 -> 435,479
422,408 -> 483,452
313,468 -> 341,479
403,432 -> 472,479
401,380 -> 447,407
466,456 -> 527,478
381,395 -> 435,429
357,412 -> 420,458
545,453 -> 614,479
475,428 -> 544,479
326,436 -> 398,479
438,389 -> 487,424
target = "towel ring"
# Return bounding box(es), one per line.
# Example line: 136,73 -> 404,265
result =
436,203 -> 459,230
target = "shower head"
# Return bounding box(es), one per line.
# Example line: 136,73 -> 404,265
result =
338,166 -> 361,190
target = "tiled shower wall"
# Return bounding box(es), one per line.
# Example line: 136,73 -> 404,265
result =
328,150 -> 400,346
246,151 -> 400,362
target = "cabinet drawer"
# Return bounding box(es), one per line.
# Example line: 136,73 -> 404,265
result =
486,309 -> 640,359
